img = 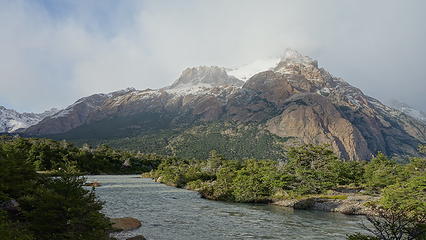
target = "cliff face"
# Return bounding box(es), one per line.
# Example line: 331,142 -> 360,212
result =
265,94 -> 370,161
24,50 -> 426,160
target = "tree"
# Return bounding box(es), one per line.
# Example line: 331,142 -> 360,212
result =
349,173 -> 426,239
1,141 -> 111,240
0,144 -> 37,200
355,209 -> 425,240
0,210 -> 34,240
231,160 -> 285,202
364,153 -> 402,192
285,144 -> 341,194
20,174 -> 111,240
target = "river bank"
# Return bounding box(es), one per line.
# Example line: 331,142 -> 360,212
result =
152,177 -> 378,216
88,175 -> 367,240
271,193 -> 378,215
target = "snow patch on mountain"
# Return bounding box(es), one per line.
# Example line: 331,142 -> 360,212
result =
281,48 -> 315,64
165,83 -> 213,96
50,88 -> 137,119
170,66 -> 243,89
0,106 -> 59,132
227,58 -> 280,81
388,100 -> 426,122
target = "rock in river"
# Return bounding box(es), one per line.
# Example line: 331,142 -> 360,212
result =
110,217 -> 142,231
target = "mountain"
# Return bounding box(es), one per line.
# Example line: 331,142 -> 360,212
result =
24,88 -> 136,135
24,49 -> 426,160
169,66 -> 244,88
0,106 -> 58,133
388,99 -> 426,123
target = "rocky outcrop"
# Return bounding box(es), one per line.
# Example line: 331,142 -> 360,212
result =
266,94 -> 370,160
110,217 -> 142,231
273,193 -> 378,215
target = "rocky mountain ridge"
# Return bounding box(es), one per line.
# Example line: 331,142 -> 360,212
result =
0,106 -> 58,133
388,99 -> 426,123
23,49 -> 426,160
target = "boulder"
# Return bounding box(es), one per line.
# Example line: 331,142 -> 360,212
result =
293,198 -> 315,210
110,217 -> 142,231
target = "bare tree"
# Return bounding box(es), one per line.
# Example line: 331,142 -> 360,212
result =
359,209 -> 426,240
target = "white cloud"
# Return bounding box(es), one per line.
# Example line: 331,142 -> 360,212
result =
0,0 -> 425,112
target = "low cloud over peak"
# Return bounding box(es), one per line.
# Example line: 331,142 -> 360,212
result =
0,0 -> 425,112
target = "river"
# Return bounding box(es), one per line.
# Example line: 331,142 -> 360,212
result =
85,175 -> 367,240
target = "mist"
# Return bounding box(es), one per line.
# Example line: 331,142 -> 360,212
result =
0,0 -> 425,112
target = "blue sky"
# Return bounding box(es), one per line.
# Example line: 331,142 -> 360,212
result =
0,0 -> 425,113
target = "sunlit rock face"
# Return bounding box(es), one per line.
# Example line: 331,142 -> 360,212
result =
23,49 -> 426,160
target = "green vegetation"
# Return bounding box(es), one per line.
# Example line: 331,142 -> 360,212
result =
52,122 -> 291,160
0,136 -> 163,174
149,144 -> 425,203
0,142 -> 111,240
149,145 -> 366,201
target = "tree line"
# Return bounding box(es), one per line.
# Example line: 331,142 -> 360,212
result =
0,136 -> 163,174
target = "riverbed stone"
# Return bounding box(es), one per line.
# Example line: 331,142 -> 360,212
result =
272,193 -> 378,215
110,217 -> 142,231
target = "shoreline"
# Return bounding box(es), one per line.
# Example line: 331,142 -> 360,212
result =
271,193 -> 378,215
150,176 -> 378,216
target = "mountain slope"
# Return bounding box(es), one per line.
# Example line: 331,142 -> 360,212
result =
25,88 -> 136,135
24,49 -> 426,160
388,99 -> 426,123
0,106 -> 58,133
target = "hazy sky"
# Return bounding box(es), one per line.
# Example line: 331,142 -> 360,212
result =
0,0 -> 425,113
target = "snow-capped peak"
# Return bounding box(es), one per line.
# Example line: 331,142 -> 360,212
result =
227,49 -> 317,81
170,66 -> 243,89
280,48 -> 316,65
227,57 -> 281,81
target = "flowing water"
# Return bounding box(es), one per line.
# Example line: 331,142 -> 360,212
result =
86,175 -> 367,240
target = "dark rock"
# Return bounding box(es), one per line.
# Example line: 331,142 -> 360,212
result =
293,198 -> 315,210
